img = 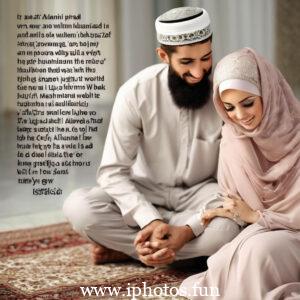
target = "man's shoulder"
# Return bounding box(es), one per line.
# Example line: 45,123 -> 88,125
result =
119,64 -> 168,94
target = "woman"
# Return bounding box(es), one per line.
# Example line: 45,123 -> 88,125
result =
180,48 -> 300,300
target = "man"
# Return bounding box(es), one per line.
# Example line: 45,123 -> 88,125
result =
63,7 -> 240,267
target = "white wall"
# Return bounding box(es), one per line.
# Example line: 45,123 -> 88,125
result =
184,0 -> 275,63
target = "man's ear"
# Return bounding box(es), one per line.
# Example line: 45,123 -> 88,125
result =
156,47 -> 170,64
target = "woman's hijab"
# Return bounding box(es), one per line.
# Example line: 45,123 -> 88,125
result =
213,48 -> 300,229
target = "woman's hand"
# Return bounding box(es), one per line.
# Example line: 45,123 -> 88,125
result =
201,194 -> 260,226
222,194 -> 259,224
202,207 -> 233,226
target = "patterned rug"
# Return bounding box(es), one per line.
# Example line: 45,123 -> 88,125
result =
0,223 -> 207,299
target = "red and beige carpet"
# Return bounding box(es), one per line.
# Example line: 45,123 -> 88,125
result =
0,223 -> 205,299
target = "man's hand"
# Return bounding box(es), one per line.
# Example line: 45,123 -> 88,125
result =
134,221 -> 194,267
134,220 -> 174,266
148,223 -> 194,252
134,220 -> 166,247
135,244 -> 176,267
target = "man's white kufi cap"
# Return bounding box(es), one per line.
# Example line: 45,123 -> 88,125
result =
155,7 -> 212,46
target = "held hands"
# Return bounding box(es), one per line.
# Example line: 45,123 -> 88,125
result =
134,220 -> 194,267
202,194 -> 260,226
134,220 -> 174,267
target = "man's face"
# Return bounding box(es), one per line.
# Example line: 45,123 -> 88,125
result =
168,40 -> 212,85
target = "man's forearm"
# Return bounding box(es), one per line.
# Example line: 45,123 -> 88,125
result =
183,225 -> 196,243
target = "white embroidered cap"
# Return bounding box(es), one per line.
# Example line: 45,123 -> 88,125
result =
155,7 -> 212,46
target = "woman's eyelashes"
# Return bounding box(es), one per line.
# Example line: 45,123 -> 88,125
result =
224,105 -> 234,111
242,99 -> 255,107
223,98 -> 255,111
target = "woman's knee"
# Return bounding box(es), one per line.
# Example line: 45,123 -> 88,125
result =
240,231 -> 286,265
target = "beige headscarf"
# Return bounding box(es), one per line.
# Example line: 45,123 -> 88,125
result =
213,48 -> 300,230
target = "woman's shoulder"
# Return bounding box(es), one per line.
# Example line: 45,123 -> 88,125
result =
221,124 -> 234,141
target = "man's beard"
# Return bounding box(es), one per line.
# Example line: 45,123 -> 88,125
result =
168,66 -> 212,110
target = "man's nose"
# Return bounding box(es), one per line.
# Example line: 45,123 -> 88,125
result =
189,66 -> 204,80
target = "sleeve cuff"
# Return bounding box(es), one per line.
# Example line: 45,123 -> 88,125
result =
256,210 -> 268,228
131,203 -> 163,229
185,213 -> 205,237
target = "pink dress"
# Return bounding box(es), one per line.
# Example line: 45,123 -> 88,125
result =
180,48 -> 300,299
180,223 -> 300,299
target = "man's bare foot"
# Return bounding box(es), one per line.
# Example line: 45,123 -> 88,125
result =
91,244 -> 132,264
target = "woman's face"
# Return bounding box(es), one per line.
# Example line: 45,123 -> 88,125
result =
220,89 -> 263,130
